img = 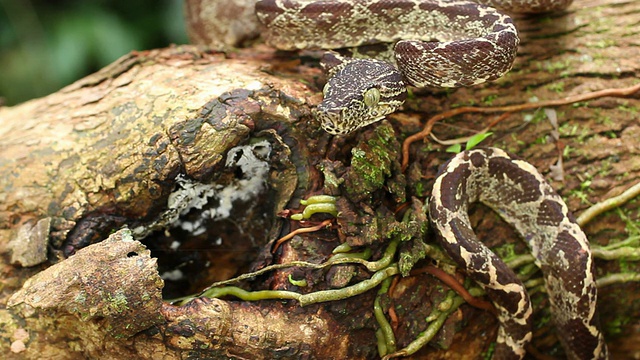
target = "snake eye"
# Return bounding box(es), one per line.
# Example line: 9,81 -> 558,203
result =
363,87 -> 380,108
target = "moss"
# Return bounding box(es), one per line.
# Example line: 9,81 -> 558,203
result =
482,94 -> 499,106
618,104 -> 639,115
343,122 -> 404,203
534,135 -> 547,145
414,181 -> 426,198
546,81 -> 565,94
540,59 -> 571,73
106,290 -> 130,314
605,315 -> 632,337
569,173 -> 595,205
493,243 -> 517,262
591,39 -> 617,49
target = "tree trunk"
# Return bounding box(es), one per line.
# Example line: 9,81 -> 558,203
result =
1,0 -> 639,359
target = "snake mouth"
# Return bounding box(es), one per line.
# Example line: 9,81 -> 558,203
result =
313,108 -> 346,135
315,101 -> 395,135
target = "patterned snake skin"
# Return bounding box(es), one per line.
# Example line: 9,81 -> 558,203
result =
255,0 -> 574,135
429,148 -> 608,359
255,1 -> 608,359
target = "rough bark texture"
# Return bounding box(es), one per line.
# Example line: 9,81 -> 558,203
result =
1,0 -> 639,359
184,0 -> 261,48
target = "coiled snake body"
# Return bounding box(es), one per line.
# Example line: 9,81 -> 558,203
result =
255,1 -> 608,359
430,148 -> 607,359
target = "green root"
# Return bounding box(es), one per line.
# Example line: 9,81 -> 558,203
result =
291,195 -> 339,220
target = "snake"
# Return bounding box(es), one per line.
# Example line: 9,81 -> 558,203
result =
254,1 -> 609,358
255,0 -> 572,135
429,147 -> 608,359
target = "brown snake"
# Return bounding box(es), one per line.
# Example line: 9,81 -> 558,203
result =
429,148 -> 607,359
255,1 -> 609,358
256,0 -> 574,135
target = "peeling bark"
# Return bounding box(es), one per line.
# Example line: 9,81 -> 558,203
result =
8,230 -> 164,338
1,0 -> 639,359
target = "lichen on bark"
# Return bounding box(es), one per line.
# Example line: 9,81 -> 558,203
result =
1,0 -> 639,358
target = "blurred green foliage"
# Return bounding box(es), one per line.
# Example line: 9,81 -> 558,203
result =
0,0 -> 188,106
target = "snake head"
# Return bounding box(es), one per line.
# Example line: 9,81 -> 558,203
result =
314,59 -> 407,135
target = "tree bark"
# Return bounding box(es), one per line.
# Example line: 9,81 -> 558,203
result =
1,0 -> 639,359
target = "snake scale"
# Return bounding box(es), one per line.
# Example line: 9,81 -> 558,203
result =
255,1 -> 608,359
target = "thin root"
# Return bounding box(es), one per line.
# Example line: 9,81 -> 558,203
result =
412,265 -> 495,314
401,83 -> 640,171
272,219 -> 333,253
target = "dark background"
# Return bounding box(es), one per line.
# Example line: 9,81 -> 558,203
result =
0,0 -> 188,106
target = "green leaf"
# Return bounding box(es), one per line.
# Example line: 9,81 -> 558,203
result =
465,132 -> 493,150
445,143 -> 462,153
